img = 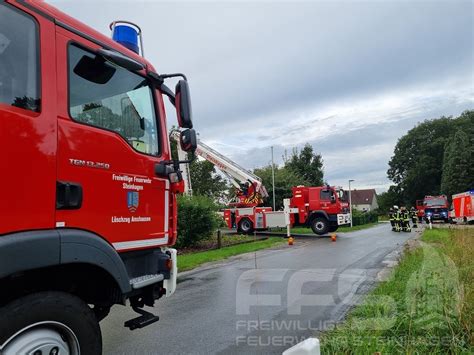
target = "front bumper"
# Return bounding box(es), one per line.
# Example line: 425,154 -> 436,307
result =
337,213 -> 351,225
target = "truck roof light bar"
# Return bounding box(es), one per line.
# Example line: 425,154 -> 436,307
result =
110,21 -> 144,57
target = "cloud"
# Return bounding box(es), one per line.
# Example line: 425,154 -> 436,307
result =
48,0 -> 474,191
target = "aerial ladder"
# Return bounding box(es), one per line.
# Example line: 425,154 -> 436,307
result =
171,131 -> 268,207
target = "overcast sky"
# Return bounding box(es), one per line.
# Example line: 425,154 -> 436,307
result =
49,0 -> 473,191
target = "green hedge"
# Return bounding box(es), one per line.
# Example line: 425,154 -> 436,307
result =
176,195 -> 221,248
351,210 -> 379,226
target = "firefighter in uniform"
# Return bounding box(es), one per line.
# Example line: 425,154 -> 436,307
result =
389,208 -> 396,231
410,207 -> 418,228
393,205 -> 401,232
400,206 -> 411,232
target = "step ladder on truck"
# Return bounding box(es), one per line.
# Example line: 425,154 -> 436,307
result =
173,135 -> 352,235
0,1 -> 197,353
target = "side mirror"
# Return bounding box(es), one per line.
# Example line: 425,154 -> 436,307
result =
330,195 -> 336,203
175,80 -> 193,128
180,128 -> 197,152
155,162 -> 174,178
155,162 -> 183,183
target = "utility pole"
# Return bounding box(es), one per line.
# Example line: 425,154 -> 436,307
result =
271,146 -> 276,210
349,179 -> 354,228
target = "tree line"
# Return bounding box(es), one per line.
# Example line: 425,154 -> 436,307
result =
378,110 -> 473,211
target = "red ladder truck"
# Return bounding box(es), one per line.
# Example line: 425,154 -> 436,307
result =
0,1 -> 197,353
174,136 -> 351,235
225,185 -> 351,235
172,130 -> 269,206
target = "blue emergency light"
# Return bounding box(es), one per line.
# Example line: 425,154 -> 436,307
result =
110,21 -> 143,56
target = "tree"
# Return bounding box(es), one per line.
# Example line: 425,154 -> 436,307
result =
441,129 -> 474,198
388,116 -> 455,203
285,144 -> 324,186
387,110 -> 473,203
189,160 -> 229,201
254,164 -> 307,209
377,185 -> 403,213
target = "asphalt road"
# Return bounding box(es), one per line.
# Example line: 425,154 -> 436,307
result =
102,224 -> 415,354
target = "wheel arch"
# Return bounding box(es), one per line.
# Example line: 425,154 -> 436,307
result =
0,229 -> 132,301
307,210 -> 329,224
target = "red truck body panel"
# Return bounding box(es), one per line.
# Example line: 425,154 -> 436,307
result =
1,0 -> 177,251
451,191 -> 474,223
416,199 -> 425,217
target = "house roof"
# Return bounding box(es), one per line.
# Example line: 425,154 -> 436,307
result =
351,189 -> 377,205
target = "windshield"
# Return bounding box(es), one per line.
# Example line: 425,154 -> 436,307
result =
424,198 -> 446,207
68,44 -> 159,156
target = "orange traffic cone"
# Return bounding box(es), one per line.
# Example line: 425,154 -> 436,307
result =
288,236 -> 294,245
331,234 -> 337,242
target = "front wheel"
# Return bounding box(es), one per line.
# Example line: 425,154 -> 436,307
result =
310,217 -> 329,235
0,291 -> 102,355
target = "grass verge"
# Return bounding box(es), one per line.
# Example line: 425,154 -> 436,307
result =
320,227 -> 474,354
289,222 -> 379,235
178,237 -> 285,272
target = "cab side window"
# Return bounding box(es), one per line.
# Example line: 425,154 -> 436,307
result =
68,44 -> 160,156
320,189 -> 332,200
0,5 -> 40,112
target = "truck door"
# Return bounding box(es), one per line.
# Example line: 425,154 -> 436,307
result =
55,29 -> 169,251
0,2 -> 56,234
319,189 -> 332,211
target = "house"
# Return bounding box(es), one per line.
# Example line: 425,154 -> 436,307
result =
351,189 -> 378,212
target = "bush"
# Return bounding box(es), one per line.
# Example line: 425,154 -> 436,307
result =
351,210 -> 379,226
176,195 -> 221,248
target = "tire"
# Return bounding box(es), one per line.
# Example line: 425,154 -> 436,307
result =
237,218 -> 254,234
328,226 -> 338,233
0,291 -> 102,355
310,217 -> 329,235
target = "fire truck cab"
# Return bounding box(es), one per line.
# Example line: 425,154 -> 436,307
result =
0,1 -> 195,353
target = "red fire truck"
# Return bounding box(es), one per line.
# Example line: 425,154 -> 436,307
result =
415,199 -> 425,220
422,195 -> 450,223
173,135 -> 351,235
450,190 -> 474,224
224,185 -> 351,235
0,1 -> 196,353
